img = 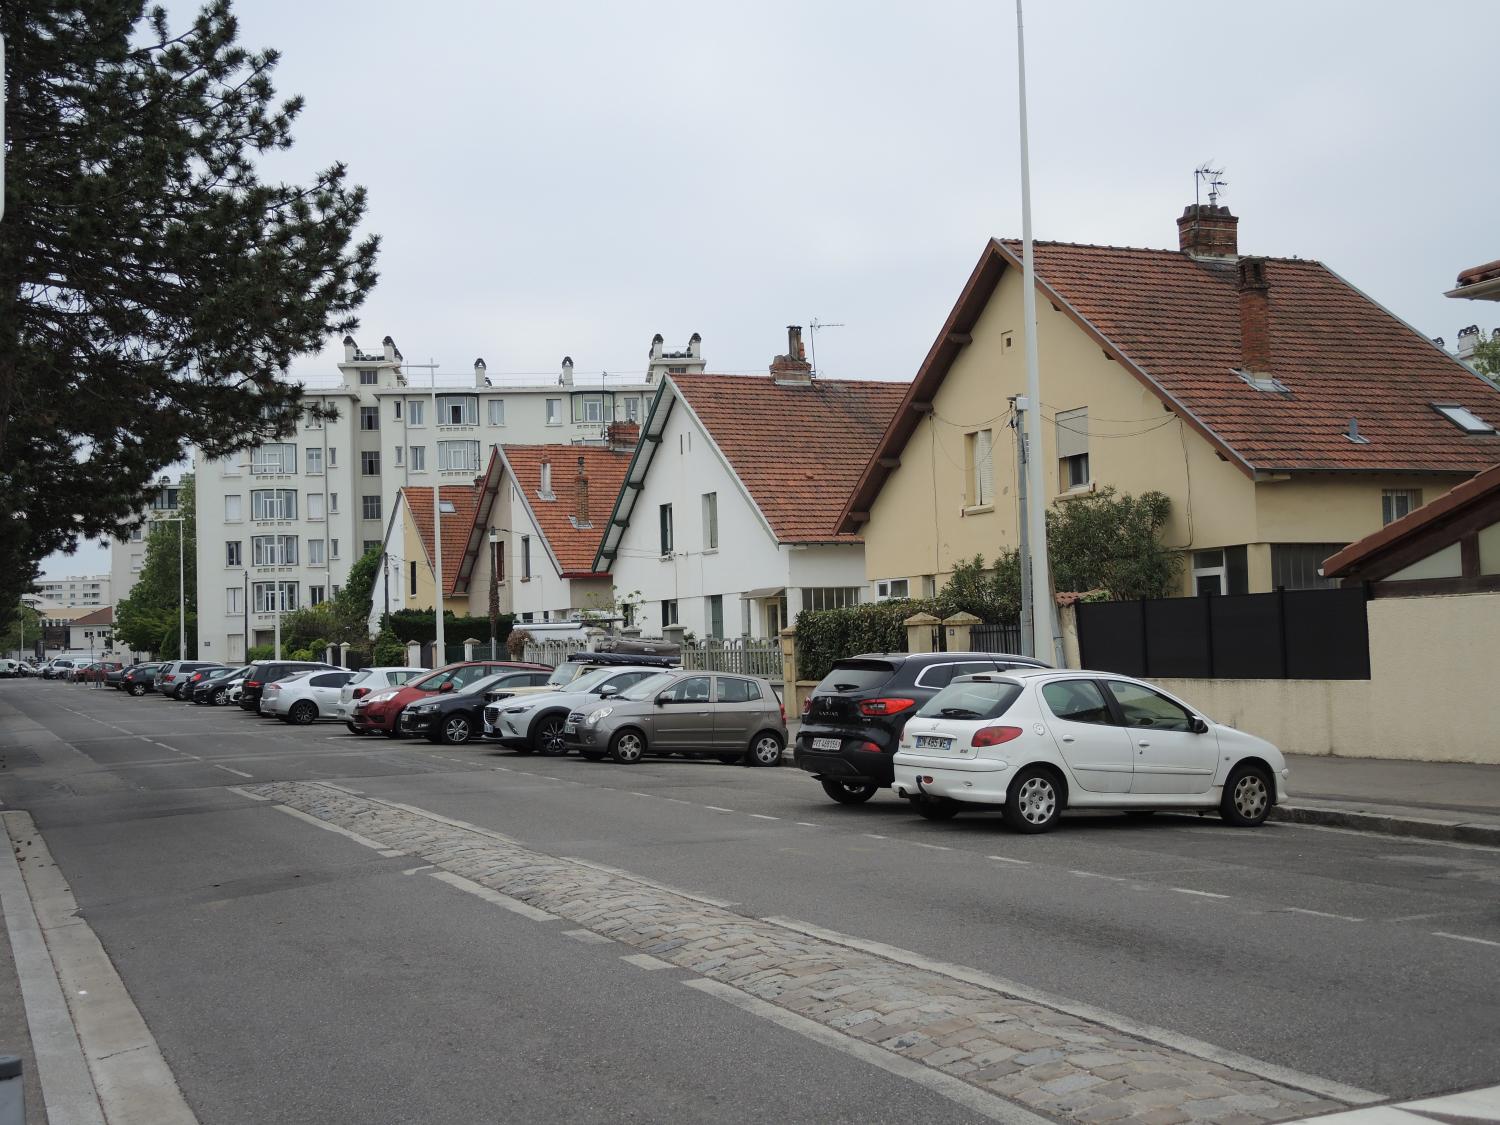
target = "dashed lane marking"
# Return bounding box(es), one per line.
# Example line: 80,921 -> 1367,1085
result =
862,833 -> 888,840
794,822 -> 820,828
402,865 -> 436,875
211,764 -> 253,779
749,813 -> 780,821
1070,869 -> 1125,881
1286,907 -> 1364,922
1432,931 -> 1500,949
703,805 -> 735,813
273,806 -> 389,852
911,841 -> 951,851
621,953 -> 675,971
225,786 -> 270,802
1173,887 -> 1230,900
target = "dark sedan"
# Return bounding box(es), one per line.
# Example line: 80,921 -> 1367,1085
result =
122,663 -> 163,697
397,670 -> 553,744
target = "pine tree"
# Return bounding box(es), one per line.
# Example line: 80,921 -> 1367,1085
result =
0,1 -> 379,628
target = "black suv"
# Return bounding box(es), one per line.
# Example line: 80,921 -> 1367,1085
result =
237,660 -> 340,711
793,651 -> 1047,804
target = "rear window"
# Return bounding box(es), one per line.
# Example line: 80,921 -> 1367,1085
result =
815,660 -> 897,694
916,679 -> 1023,721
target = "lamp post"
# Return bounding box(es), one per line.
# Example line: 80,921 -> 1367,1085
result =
487,528 -> 500,659
159,516 -> 187,660
431,367 -> 445,666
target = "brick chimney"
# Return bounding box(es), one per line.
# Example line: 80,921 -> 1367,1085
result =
769,325 -> 812,385
607,421 -> 640,451
1177,203 -> 1239,258
1237,257 -> 1271,374
574,456 -> 590,527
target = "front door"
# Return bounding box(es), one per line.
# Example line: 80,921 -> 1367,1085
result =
1037,679 -> 1134,793
308,672 -> 352,711
711,676 -> 763,750
654,675 -> 715,752
1105,680 -> 1219,795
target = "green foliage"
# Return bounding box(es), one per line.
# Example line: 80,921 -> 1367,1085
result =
115,478 -> 198,656
1045,487 -> 1180,600
795,600 -> 933,684
247,644 -> 274,661
1,605 -> 42,655
932,554 -> 1022,623
507,629 -> 534,660
0,0 -> 379,622
372,629 -> 407,666
330,546 -> 381,640
382,609 -> 513,645
1469,331 -> 1500,385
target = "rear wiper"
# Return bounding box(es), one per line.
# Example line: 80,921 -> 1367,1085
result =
833,683 -> 861,691
939,708 -> 981,718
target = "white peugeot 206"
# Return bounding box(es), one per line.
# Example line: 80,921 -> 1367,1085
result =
892,668 -> 1288,833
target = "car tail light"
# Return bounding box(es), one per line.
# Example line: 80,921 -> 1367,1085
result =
352,687 -> 370,699
857,698 -> 916,717
972,725 -> 1024,748
246,680 -> 261,689
779,701 -> 786,724
856,741 -> 882,753
162,674 -> 175,683
801,697 -> 812,716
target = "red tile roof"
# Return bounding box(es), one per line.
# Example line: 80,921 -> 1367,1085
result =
841,238 -> 1500,532
1457,259 -> 1500,287
501,445 -> 632,577
1321,461 -> 1500,578
72,606 -> 114,627
671,373 -> 909,543
404,485 -> 480,596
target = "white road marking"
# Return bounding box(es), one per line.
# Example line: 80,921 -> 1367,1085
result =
1173,888 -> 1230,899
560,857 -> 740,909
402,865 -> 436,875
621,953 -> 675,971
911,841 -> 951,851
273,805 -> 389,852
378,849 -> 405,858
749,813 -> 780,821
862,833 -> 888,840
1432,931 -> 1500,949
562,929 -> 613,945
225,786 -> 270,802
988,855 -> 1029,864
1286,907 -> 1364,922
211,764 -> 253,779
762,915 -> 1383,1106
1070,869 -> 1125,881
427,871 -> 558,921
795,822 -> 820,828
629,792 -> 655,798
492,765 -> 512,771
704,805 -> 735,813
684,979 -> 1053,1125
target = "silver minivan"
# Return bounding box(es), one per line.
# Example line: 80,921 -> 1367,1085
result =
565,670 -> 786,766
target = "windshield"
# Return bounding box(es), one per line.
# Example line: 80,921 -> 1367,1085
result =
915,679 -> 1024,721
544,662 -> 592,687
618,672 -> 676,702
556,667 -> 626,694
815,660 -> 896,694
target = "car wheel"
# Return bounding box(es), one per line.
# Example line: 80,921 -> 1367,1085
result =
346,723 -> 363,735
1220,764 -> 1273,827
1003,766 -> 1063,834
213,688 -> 229,706
915,796 -> 961,821
747,733 -> 784,767
532,715 -> 569,756
716,753 -> 744,764
289,700 -> 318,725
820,779 -> 878,804
129,684 -> 145,697
609,729 -> 646,764
579,749 -> 606,761
441,715 -> 474,745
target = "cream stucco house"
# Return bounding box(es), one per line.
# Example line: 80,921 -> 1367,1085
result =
841,202 -> 1500,597
367,484 -> 479,634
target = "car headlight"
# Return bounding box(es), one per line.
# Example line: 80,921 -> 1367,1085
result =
369,691 -> 397,703
505,704 -> 534,715
414,704 -> 437,714
586,706 -> 614,725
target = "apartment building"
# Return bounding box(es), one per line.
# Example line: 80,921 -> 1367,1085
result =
108,478 -> 184,606
31,574 -> 111,609
193,333 -> 696,659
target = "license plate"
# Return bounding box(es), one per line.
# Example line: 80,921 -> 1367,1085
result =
811,737 -> 841,751
915,735 -> 953,751
564,722 -> 577,734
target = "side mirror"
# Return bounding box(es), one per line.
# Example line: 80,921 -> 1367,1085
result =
598,684 -> 619,697
655,692 -> 670,707
438,682 -> 455,694
1189,716 -> 1209,735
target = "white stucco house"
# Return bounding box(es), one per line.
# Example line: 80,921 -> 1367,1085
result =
594,328 -> 909,639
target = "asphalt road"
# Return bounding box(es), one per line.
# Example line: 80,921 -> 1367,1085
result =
2,679 -> 1497,1122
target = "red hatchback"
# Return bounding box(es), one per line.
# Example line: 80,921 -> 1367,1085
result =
351,661 -> 549,736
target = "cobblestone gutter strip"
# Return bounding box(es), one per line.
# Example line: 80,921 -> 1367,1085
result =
253,781 -> 1345,1125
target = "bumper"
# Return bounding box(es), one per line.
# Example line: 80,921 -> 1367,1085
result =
353,706 -> 397,732
793,742 -> 894,786
399,711 -> 435,735
892,753 -> 1015,804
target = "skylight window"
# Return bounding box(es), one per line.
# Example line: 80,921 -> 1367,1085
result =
1432,403 -> 1496,435
438,500 -> 457,514
1236,369 -> 1290,395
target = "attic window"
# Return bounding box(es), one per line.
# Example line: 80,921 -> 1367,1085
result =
438,500 -> 457,514
1432,403 -> 1496,434
1235,369 -> 1290,395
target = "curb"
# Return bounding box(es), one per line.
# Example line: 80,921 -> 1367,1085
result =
1271,802 -> 1500,847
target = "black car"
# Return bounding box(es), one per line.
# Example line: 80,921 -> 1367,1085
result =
171,663 -> 227,700
398,670 -> 555,744
122,662 -> 164,697
793,651 -> 1048,804
192,665 -> 248,705
237,660 -> 340,711
104,664 -> 130,689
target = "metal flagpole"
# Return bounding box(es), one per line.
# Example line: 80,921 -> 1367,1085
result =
1015,0 -> 1061,666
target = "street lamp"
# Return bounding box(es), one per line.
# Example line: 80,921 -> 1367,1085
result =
159,516 -> 187,660
488,528 -> 500,659
431,366 -> 445,666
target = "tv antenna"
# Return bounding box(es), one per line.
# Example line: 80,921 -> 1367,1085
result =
1194,163 -> 1226,207
808,317 -> 844,376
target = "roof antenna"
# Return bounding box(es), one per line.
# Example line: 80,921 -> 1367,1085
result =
808,317 -> 844,377
1194,163 -> 1226,207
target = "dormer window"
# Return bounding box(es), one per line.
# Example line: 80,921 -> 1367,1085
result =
1236,369 -> 1290,395
438,500 -> 456,515
1432,403 -> 1496,434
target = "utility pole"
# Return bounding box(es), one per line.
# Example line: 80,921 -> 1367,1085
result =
1011,397 -> 1034,656
431,362 -> 445,666
1015,0 -> 1062,666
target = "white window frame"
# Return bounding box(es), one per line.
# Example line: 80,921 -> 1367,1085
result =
226,587 -> 243,615
225,540 -> 242,567
394,446 -> 404,467
437,394 -> 478,427
252,581 -> 299,613
250,489 -> 297,521
438,440 -> 481,472
875,578 -> 910,601
306,447 -> 324,475
546,398 -> 562,426
251,535 -> 299,567
409,446 -> 426,471
251,444 -> 297,475
1382,489 -> 1422,526
802,587 -> 861,612
359,406 -> 380,431
488,398 -> 505,426
702,492 -> 718,551
407,400 -> 424,427
308,539 -> 326,566
224,495 -> 243,522
1432,403 -> 1496,434
307,493 -> 325,521
1192,549 -> 1227,596
966,429 -> 994,507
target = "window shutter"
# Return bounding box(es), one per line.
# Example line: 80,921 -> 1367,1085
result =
1056,407 -> 1088,460
976,429 -> 994,505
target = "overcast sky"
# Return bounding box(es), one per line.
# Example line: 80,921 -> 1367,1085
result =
44,0 -> 1500,577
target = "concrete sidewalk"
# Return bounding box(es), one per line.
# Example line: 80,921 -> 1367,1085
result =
1276,754 -> 1500,846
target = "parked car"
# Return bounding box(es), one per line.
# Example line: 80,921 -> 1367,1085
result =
42,658 -> 78,680
191,665 -> 249,705
890,669 -> 1288,833
489,651 -> 680,704
350,661 -> 549,737
0,659 -> 20,678
236,660 -> 341,712
400,669 -> 558,744
566,670 -> 786,766
170,663 -> 227,700
793,651 -> 1049,805
261,669 -> 357,724
122,663 -> 164,696
335,667 -> 428,731
155,660 -> 225,698
103,662 -> 130,689
485,665 -> 677,755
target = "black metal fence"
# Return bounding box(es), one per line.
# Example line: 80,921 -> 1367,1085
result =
1076,587 -> 1370,680
971,622 -> 1024,655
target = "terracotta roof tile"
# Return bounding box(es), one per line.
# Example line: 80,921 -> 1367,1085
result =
671,373 -> 908,543
1000,240 -> 1500,473
404,485 -> 481,596
502,445 -> 632,577
72,606 -> 114,627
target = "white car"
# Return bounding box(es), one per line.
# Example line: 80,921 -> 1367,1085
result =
261,669 -> 357,724
891,669 -> 1288,833
336,667 -> 427,732
483,666 -> 673,754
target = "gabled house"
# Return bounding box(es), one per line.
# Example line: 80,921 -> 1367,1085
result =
369,484 -> 479,632
454,441 -> 633,625
841,201 -> 1500,597
594,329 -> 909,638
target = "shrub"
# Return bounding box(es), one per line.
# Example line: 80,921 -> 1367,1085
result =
383,609 -> 513,646
247,644 -> 274,661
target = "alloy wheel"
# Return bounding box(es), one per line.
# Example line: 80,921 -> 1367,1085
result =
611,731 -> 644,764
1016,776 -> 1057,825
749,735 -> 782,767
444,716 -> 472,744
536,718 -> 568,756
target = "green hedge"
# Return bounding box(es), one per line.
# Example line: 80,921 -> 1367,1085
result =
795,599 -> 940,683
382,610 -> 513,645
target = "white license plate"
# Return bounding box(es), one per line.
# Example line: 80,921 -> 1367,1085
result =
564,722 -> 577,734
811,737 -> 841,751
915,735 -> 953,751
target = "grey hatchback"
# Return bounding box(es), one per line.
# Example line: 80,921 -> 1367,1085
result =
566,670 -> 787,766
